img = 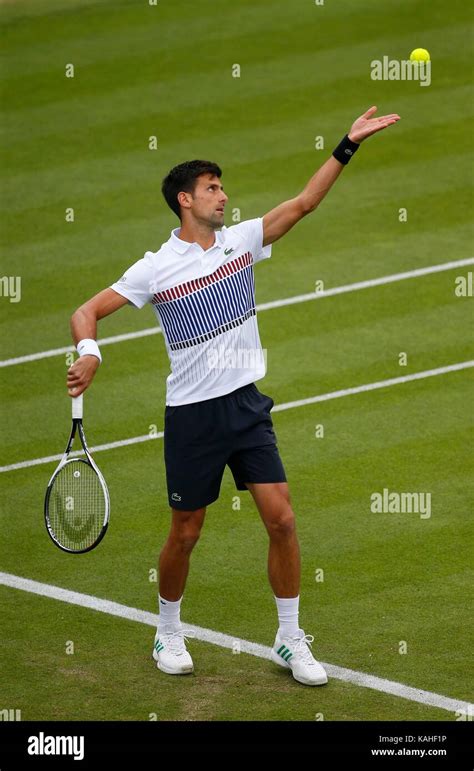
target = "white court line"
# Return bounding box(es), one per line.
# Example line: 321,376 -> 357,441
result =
0,571 -> 471,715
257,256 -> 474,311
0,327 -> 160,368
1,361 -> 472,473
0,432 -> 165,473
271,360 -> 474,412
1,257 -> 472,368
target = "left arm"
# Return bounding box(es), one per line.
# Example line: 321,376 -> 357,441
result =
262,106 -> 400,247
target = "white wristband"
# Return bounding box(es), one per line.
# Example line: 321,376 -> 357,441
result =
76,338 -> 102,363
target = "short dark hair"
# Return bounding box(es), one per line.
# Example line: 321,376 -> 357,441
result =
161,160 -> 222,220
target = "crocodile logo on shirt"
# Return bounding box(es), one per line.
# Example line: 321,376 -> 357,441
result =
224,248 -> 234,256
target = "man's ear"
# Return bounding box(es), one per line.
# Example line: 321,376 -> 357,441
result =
177,190 -> 192,210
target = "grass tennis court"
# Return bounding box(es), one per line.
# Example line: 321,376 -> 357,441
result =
1,0 -> 473,722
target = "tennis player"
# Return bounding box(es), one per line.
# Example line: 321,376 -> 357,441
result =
67,107 -> 400,686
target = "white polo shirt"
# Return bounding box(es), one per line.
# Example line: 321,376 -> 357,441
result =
110,217 -> 272,405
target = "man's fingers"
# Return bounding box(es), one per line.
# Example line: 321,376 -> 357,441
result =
67,370 -> 87,391
365,115 -> 399,126
68,386 -> 85,397
66,359 -> 96,396
67,382 -> 84,393
375,113 -> 400,122
365,116 -> 400,133
362,105 -> 378,118
374,118 -> 399,127
371,119 -> 399,134
350,109 -> 400,142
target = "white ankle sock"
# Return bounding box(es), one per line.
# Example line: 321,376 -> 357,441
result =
275,595 -> 300,637
158,594 -> 182,628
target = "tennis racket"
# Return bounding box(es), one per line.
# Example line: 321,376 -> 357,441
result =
44,394 -> 110,553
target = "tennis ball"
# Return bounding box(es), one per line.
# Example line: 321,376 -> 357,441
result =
410,48 -> 430,62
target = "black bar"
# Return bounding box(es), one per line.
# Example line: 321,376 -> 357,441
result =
0,720 -> 472,765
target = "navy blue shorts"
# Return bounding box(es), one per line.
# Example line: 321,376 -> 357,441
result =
163,382 -> 287,510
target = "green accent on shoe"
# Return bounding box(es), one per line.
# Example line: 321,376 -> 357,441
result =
154,640 -> 164,653
278,645 -> 294,661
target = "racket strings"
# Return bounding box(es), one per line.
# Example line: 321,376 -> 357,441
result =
47,460 -> 106,550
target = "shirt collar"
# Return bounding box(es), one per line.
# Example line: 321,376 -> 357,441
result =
170,227 -> 224,254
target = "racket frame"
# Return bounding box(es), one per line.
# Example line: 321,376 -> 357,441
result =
44,395 -> 110,554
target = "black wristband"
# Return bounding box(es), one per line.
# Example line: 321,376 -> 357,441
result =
332,134 -> 360,165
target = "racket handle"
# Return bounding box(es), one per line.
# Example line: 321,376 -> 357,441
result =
72,394 -> 83,420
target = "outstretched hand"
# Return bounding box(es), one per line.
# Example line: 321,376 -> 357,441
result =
348,106 -> 400,143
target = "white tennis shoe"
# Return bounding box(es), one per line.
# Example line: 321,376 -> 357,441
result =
152,623 -> 194,675
271,628 -> 328,686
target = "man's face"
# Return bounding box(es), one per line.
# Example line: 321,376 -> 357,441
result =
181,174 -> 228,228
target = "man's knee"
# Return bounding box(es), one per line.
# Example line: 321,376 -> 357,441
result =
169,507 -> 206,553
265,502 -> 296,539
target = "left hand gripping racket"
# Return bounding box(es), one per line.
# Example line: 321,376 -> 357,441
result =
44,394 -> 110,553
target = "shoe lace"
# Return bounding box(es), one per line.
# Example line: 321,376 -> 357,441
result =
162,627 -> 195,655
291,633 -> 317,665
